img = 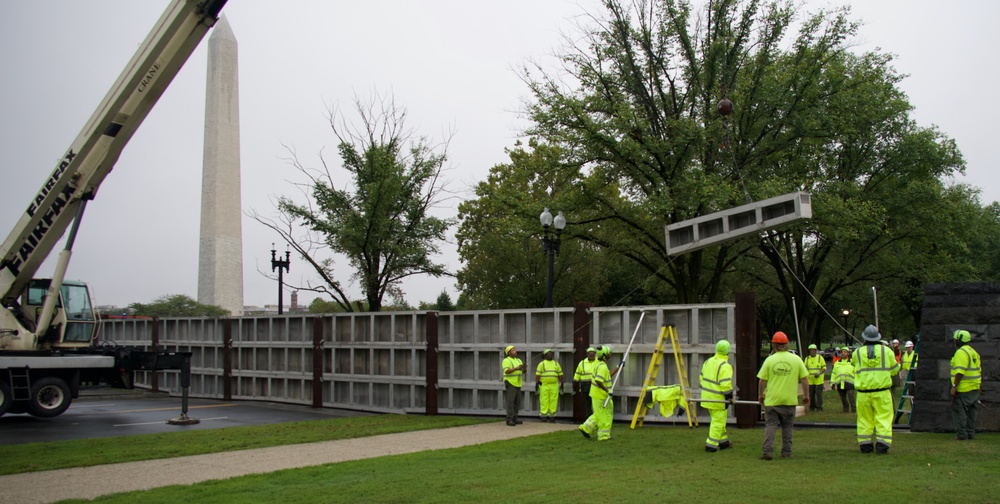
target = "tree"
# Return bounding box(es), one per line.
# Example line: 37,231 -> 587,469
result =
129,294 -> 228,318
250,93 -> 454,312
418,290 -> 456,311
456,140 -> 617,309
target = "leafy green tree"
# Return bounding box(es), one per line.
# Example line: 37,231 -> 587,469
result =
456,140 -> 616,309
418,290 -> 456,311
129,295 -> 228,318
507,0 -> 985,348
251,94 -> 454,312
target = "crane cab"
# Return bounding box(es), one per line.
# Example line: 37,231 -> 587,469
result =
1,279 -> 99,351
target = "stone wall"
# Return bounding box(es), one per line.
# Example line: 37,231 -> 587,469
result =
912,282 -> 999,432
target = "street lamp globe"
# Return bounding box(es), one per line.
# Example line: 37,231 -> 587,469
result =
540,208 -> 553,227
554,211 -> 566,231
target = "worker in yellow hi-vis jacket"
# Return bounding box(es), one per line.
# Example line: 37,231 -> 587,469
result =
852,325 -> 900,454
536,349 -> 563,422
700,340 -> 734,452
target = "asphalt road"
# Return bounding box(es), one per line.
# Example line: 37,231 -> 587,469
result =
0,389 -> 370,445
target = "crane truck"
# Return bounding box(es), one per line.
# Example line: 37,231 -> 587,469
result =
0,0 -> 227,419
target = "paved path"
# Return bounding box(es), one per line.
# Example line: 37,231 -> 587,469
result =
0,421 -> 575,503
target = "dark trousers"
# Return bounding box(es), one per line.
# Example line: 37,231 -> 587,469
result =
837,384 -> 856,412
504,382 -> 522,421
809,384 -> 824,411
952,390 -> 980,440
762,405 -> 796,457
579,381 -> 593,417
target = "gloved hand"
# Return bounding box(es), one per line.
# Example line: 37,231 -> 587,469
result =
618,359 -> 626,370
724,392 -> 734,407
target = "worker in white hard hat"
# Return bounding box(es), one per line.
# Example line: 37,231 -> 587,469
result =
901,340 -> 918,372
700,340 -> 734,452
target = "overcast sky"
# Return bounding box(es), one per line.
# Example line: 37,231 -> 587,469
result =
1,1 -> 996,310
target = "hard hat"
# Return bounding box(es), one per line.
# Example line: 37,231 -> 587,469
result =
597,345 -> 612,358
862,325 -> 881,342
504,345 -> 515,356
543,348 -> 553,356
953,330 -> 972,343
905,340 -> 914,348
808,344 -> 817,350
771,332 -> 788,344
892,339 -> 899,345
715,340 -> 731,355
586,347 -> 596,354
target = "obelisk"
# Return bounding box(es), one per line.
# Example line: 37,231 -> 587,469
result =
197,15 -> 243,315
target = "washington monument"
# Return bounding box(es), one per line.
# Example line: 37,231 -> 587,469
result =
197,15 -> 243,315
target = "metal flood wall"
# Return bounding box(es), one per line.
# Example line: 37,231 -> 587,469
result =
98,303 -> 736,423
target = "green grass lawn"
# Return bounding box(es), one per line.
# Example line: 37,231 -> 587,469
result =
59,423 -> 997,504
0,415 -> 492,475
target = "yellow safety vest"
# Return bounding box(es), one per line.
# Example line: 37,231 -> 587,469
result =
536,359 -> 563,385
852,344 -> 899,392
831,360 -> 854,389
804,354 -> 826,385
589,361 -> 611,400
699,354 -> 733,410
574,358 -> 599,383
502,356 -> 524,388
901,351 -> 918,371
951,345 -> 981,393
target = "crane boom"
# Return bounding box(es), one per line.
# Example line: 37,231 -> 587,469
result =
0,0 -> 227,305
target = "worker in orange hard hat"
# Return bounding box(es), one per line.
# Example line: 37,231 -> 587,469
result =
757,331 -> 809,460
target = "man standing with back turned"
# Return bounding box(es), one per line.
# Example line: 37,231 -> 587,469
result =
757,331 -> 809,460
852,325 -> 900,454
950,330 -> 982,440
701,340 -> 734,452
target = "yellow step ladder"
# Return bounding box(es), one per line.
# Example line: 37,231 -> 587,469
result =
630,324 -> 696,428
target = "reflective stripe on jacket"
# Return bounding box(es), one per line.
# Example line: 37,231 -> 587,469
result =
536,359 -> 563,385
851,344 -> 899,391
574,358 -> 599,382
699,354 -> 733,410
502,356 -> 524,387
951,346 -> 982,393
589,361 -> 611,400
831,360 -> 855,389
805,354 -> 826,385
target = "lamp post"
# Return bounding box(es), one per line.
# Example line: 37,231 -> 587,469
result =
540,208 -> 566,308
271,243 -> 291,315
841,308 -> 851,339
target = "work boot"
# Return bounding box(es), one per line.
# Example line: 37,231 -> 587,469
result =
760,454 -> 772,461
719,441 -> 733,450
875,443 -> 890,455
579,426 -> 591,439
514,418 -> 523,425
859,443 -> 874,454
705,446 -> 718,453
506,420 -> 515,426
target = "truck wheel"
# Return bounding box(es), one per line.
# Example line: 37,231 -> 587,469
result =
0,380 -> 11,416
27,377 -> 72,418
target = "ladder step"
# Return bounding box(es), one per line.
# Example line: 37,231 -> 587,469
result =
897,409 -> 911,414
